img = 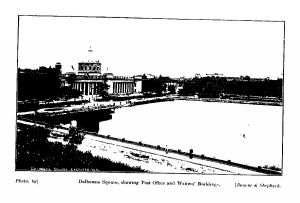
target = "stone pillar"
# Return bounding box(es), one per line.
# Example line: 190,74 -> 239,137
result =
83,83 -> 85,95
132,83 -> 134,93
95,83 -> 98,95
91,83 -> 94,95
86,82 -> 89,95
83,82 -> 87,95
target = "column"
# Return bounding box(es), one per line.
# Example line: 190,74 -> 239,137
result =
90,83 -> 92,95
96,82 -> 98,95
132,83 -> 134,93
130,83 -> 132,93
86,82 -> 88,95
84,83 -> 86,94
83,83 -> 85,95
129,83 -> 131,93
93,82 -> 96,95
92,83 -> 94,95
95,83 -> 98,95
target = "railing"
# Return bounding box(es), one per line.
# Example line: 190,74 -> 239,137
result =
17,117 -> 281,175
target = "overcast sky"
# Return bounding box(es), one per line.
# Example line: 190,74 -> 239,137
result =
18,16 -> 284,79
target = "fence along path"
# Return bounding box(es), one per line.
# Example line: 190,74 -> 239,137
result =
17,118 -> 280,175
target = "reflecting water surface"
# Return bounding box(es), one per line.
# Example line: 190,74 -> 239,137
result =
100,100 -> 282,167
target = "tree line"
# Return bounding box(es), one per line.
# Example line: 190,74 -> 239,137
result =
178,76 -> 282,99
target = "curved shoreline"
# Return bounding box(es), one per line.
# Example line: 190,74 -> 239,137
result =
173,96 -> 282,106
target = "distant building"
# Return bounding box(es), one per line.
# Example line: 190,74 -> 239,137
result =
55,62 -> 62,70
206,73 -> 224,77
78,61 -> 101,76
72,73 -> 141,97
67,47 -> 142,98
195,73 -> 201,78
60,72 -> 76,87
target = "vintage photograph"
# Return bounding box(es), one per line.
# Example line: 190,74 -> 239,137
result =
16,15 -> 284,175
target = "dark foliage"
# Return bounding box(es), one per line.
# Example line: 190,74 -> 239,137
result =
142,76 -> 167,95
179,76 -> 282,99
59,86 -> 81,99
16,125 -> 144,172
64,126 -> 84,145
97,80 -> 110,98
18,67 -> 61,100
18,67 -> 82,101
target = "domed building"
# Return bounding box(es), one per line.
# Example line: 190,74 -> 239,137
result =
71,47 -> 142,99
77,46 -> 102,76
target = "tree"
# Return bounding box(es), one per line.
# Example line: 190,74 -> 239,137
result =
98,81 -> 110,99
168,85 -> 176,94
65,126 -> 84,145
142,73 -> 147,79
66,74 -> 76,87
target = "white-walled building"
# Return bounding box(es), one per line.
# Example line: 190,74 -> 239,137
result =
68,47 -> 142,98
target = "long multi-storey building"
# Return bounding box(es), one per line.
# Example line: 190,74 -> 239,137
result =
65,61 -> 142,98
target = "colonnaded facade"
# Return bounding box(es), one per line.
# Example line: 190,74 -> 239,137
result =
64,60 -> 142,98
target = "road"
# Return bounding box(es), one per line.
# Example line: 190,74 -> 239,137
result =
17,118 -> 268,174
